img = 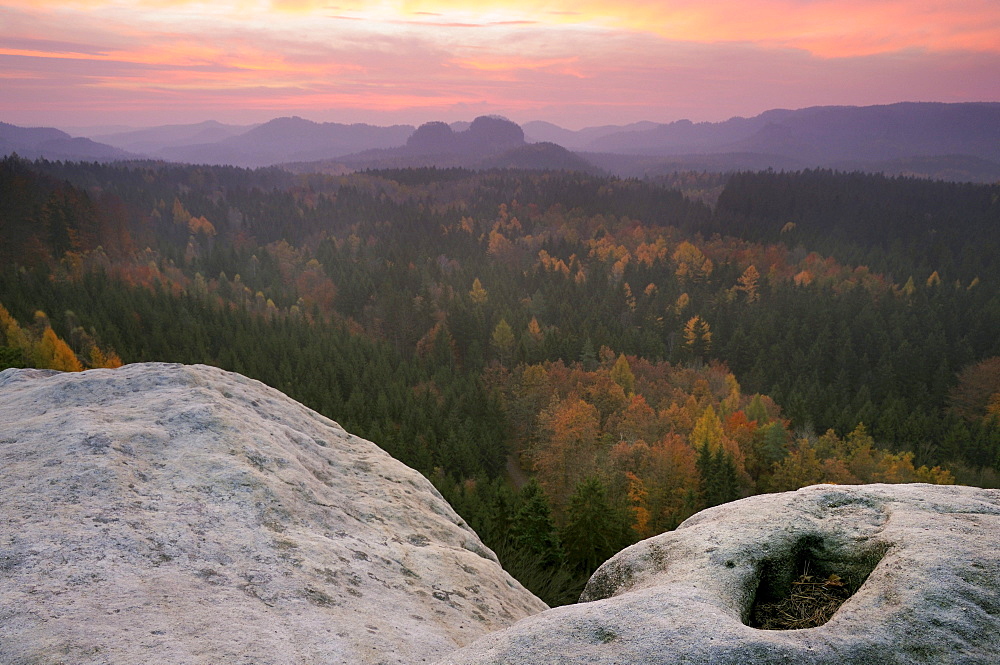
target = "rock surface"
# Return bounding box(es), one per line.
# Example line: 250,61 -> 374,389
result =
0,363 -> 546,665
436,483 -> 1000,665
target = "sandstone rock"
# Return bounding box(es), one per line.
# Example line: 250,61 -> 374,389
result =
436,483 -> 1000,665
0,364 -> 546,665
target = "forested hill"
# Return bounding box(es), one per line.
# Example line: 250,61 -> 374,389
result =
712,170 -> 1000,283
2,156 -> 999,604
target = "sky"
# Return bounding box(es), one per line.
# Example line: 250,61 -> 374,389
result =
1,0 -> 999,131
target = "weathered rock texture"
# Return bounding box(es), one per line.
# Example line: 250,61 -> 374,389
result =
0,363 -> 546,665
436,483 -> 1000,665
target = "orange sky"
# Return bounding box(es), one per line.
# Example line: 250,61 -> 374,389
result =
1,0 -> 998,129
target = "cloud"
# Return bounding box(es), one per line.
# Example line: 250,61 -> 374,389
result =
0,1 -> 997,128
307,0 -> 1000,56
0,37 -> 112,56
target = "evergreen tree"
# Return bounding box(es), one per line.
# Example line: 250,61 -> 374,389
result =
562,476 -> 623,575
511,479 -> 564,569
579,337 -> 598,371
696,444 -> 739,508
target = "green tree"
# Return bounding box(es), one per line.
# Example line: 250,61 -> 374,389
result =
491,318 -> 516,365
696,444 -> 739,507
511,479 -> 564,569
562,476 -> 623,575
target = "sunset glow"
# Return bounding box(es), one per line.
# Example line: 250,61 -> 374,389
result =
1,0 -> 998,128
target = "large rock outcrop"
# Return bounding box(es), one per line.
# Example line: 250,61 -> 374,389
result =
405,116 -> 525,156
437,483 -> 1000,665
0,363 -> 546,665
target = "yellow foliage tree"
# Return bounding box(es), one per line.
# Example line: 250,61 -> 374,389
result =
610,353 -> 636,396
171,198 -> 190,225
793,270 -> 814,287
673,241 -> 713,283
900,276 -> 917,297
469,278 -> 488,304
683,316 -> 712,359
89,346 -> 124,369
526,317 -> 543,343
915,465 -> 956,485
690,405 -> 725,452
988,393 -> 1000,419
0,304 -> 31,356
187,216 -> 217,236
491,319 -> 516,364
534,397 -> 602,513
487,229 -> 513,258
2,303 -> 123,372
735,265 -> 760,302
770,443 -> 824,491
626,472 -> 652,539
673,295 -> 689,318
36,327 -> 84,372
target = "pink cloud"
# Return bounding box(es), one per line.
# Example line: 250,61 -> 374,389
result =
0,2 -> 997,129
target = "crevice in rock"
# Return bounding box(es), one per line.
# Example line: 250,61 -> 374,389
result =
746,535 -> 887,630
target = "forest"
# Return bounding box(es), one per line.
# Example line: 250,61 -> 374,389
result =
2,155 -> 999,604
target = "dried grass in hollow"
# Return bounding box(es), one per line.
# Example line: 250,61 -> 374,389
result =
750,566 -> 851,630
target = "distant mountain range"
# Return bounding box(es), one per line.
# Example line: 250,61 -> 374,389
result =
3,102 -> 999,182
0,122 -> 136,162
522,120 -> 661,149
90,120 -> 253,154
585,103 -> 1000,160
582,103 -> 1000,182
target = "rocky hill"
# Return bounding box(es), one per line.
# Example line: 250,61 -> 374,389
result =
0,363 -> 546,665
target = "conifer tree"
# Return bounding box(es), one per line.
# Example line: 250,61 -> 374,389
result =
683,316 -> 712,360
511,479 -> 564,569
696,444 -> 739,508
562,476 -> 622,575
491,319 -> 515,365
579,337 -> 598,371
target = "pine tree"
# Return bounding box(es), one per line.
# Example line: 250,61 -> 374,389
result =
562,476 -> 622,575
683,316 -> 712,360
491,319 -> 515,365
579,337 -> 598,371
511,479 -> 564,569
696,444 -> 739,508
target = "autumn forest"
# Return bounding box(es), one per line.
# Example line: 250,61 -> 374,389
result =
2,156 -> 999,603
